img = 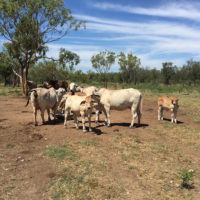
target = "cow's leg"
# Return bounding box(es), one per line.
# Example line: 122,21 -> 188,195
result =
130,104 -> 137,128
64,109 -> 69,128
174,110 -> 177,124
80,111 -> 87,132
137,107 -> 142,127
158,106 -> 162,120
40,109 -> 45,124
104,105 -> 111,127
53,107 -> 56,121
47,109 -> 51,122
160,108 -> 164,120
171,110 -> 175,123
95,109 -> 100,126
88,111 -> 92,132
74,114 -> 79,129
33,107 -> 38,126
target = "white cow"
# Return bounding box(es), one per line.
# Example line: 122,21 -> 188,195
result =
76,86 -> 98,95
25,87 -> 65,126
94,88 -> 142,128
69,82 -> 78,94
64,95 -> 94,132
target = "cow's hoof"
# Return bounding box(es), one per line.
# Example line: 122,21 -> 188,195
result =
64,126 -> 67,129
107,124 -> 111,127
83,129 -> 87,133
129,125 -> 135,129
89,128 -> 92,132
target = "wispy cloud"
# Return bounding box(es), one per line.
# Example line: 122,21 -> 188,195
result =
91,2 -> 200,22
74,14 -> 200,40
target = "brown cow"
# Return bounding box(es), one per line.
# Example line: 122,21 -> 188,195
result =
158,96 -> 179,123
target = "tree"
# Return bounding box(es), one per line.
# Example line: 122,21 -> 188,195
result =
0,0 -> 84,96
184,60 -> 200,85
91,50 -> 115,87
59,48 -> 80,73
0,52 -> 12,85
118,52 -> 141,84
161,62 -> 176,85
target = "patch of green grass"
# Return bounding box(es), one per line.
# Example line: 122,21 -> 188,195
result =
152,143 -> 169,156
6,143 -> 15,149
0,85 -> 21,96
3,186 -> 15,196
45,143 -> 78,160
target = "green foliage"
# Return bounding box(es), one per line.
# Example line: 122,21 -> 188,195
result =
0,84 -> 21,96
0,0 -> 84,95
0,52 -> 12,85
91,50 -> 116,87
118,52 -> 141,84
179,169 -> 195,188
59,48 -> 80,72
28,61 -> 69,83
161,62 -> 176,85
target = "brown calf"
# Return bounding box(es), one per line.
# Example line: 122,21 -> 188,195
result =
158,96 -> 179,123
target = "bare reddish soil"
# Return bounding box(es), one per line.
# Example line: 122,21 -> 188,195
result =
0,96 -> 200,199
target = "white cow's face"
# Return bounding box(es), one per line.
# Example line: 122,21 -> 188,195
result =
69,83 -> 77,93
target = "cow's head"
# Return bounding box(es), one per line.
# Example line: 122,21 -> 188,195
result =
80,96 -> 93,110
69,83 -> 78,94
91,94 -> 101,103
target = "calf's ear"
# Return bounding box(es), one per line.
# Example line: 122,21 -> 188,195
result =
80,100 -> 86,105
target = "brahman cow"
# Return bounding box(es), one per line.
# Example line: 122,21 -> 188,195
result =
158,96 -> 179,123
64,95 -> 95,132
94,88 -> 143,128
25,87 -> 65,126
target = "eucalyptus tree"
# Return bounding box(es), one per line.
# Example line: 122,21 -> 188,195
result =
91,50 -> 115,87
0,0 -> 84,95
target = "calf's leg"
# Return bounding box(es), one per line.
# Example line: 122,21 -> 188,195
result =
80,111 -> 87,133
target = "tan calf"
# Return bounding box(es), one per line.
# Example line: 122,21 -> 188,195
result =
64,95 -> 94,132
158,96 -> 179,123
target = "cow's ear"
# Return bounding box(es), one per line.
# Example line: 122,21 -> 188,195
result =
80,100 -> 86,105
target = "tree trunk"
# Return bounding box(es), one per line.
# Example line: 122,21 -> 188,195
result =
13,68 -> 25,96
24,63 -> 29,96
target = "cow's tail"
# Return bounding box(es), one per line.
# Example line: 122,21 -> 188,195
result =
137,93 -> 143,125
25,89 -> 38,107
139,94 -> 143,116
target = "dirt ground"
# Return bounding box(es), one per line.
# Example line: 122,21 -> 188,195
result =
0,95 -> 200,200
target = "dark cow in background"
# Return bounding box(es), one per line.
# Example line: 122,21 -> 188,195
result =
42,80 -> 68,91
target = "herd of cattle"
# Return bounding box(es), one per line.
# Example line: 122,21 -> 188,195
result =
25,80 -> 179,132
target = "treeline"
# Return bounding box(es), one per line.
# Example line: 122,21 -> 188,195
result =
1,59 -> 199,87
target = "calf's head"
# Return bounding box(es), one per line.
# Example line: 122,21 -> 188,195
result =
171,97 -> 179,106
80,96 -> 93,110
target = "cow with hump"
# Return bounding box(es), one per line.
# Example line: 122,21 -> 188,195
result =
158,96 -> 179,123
93,88 -> 143,128
25,87 -> 65,126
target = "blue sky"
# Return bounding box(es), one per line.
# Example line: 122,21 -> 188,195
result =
1,0 -> 200,72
